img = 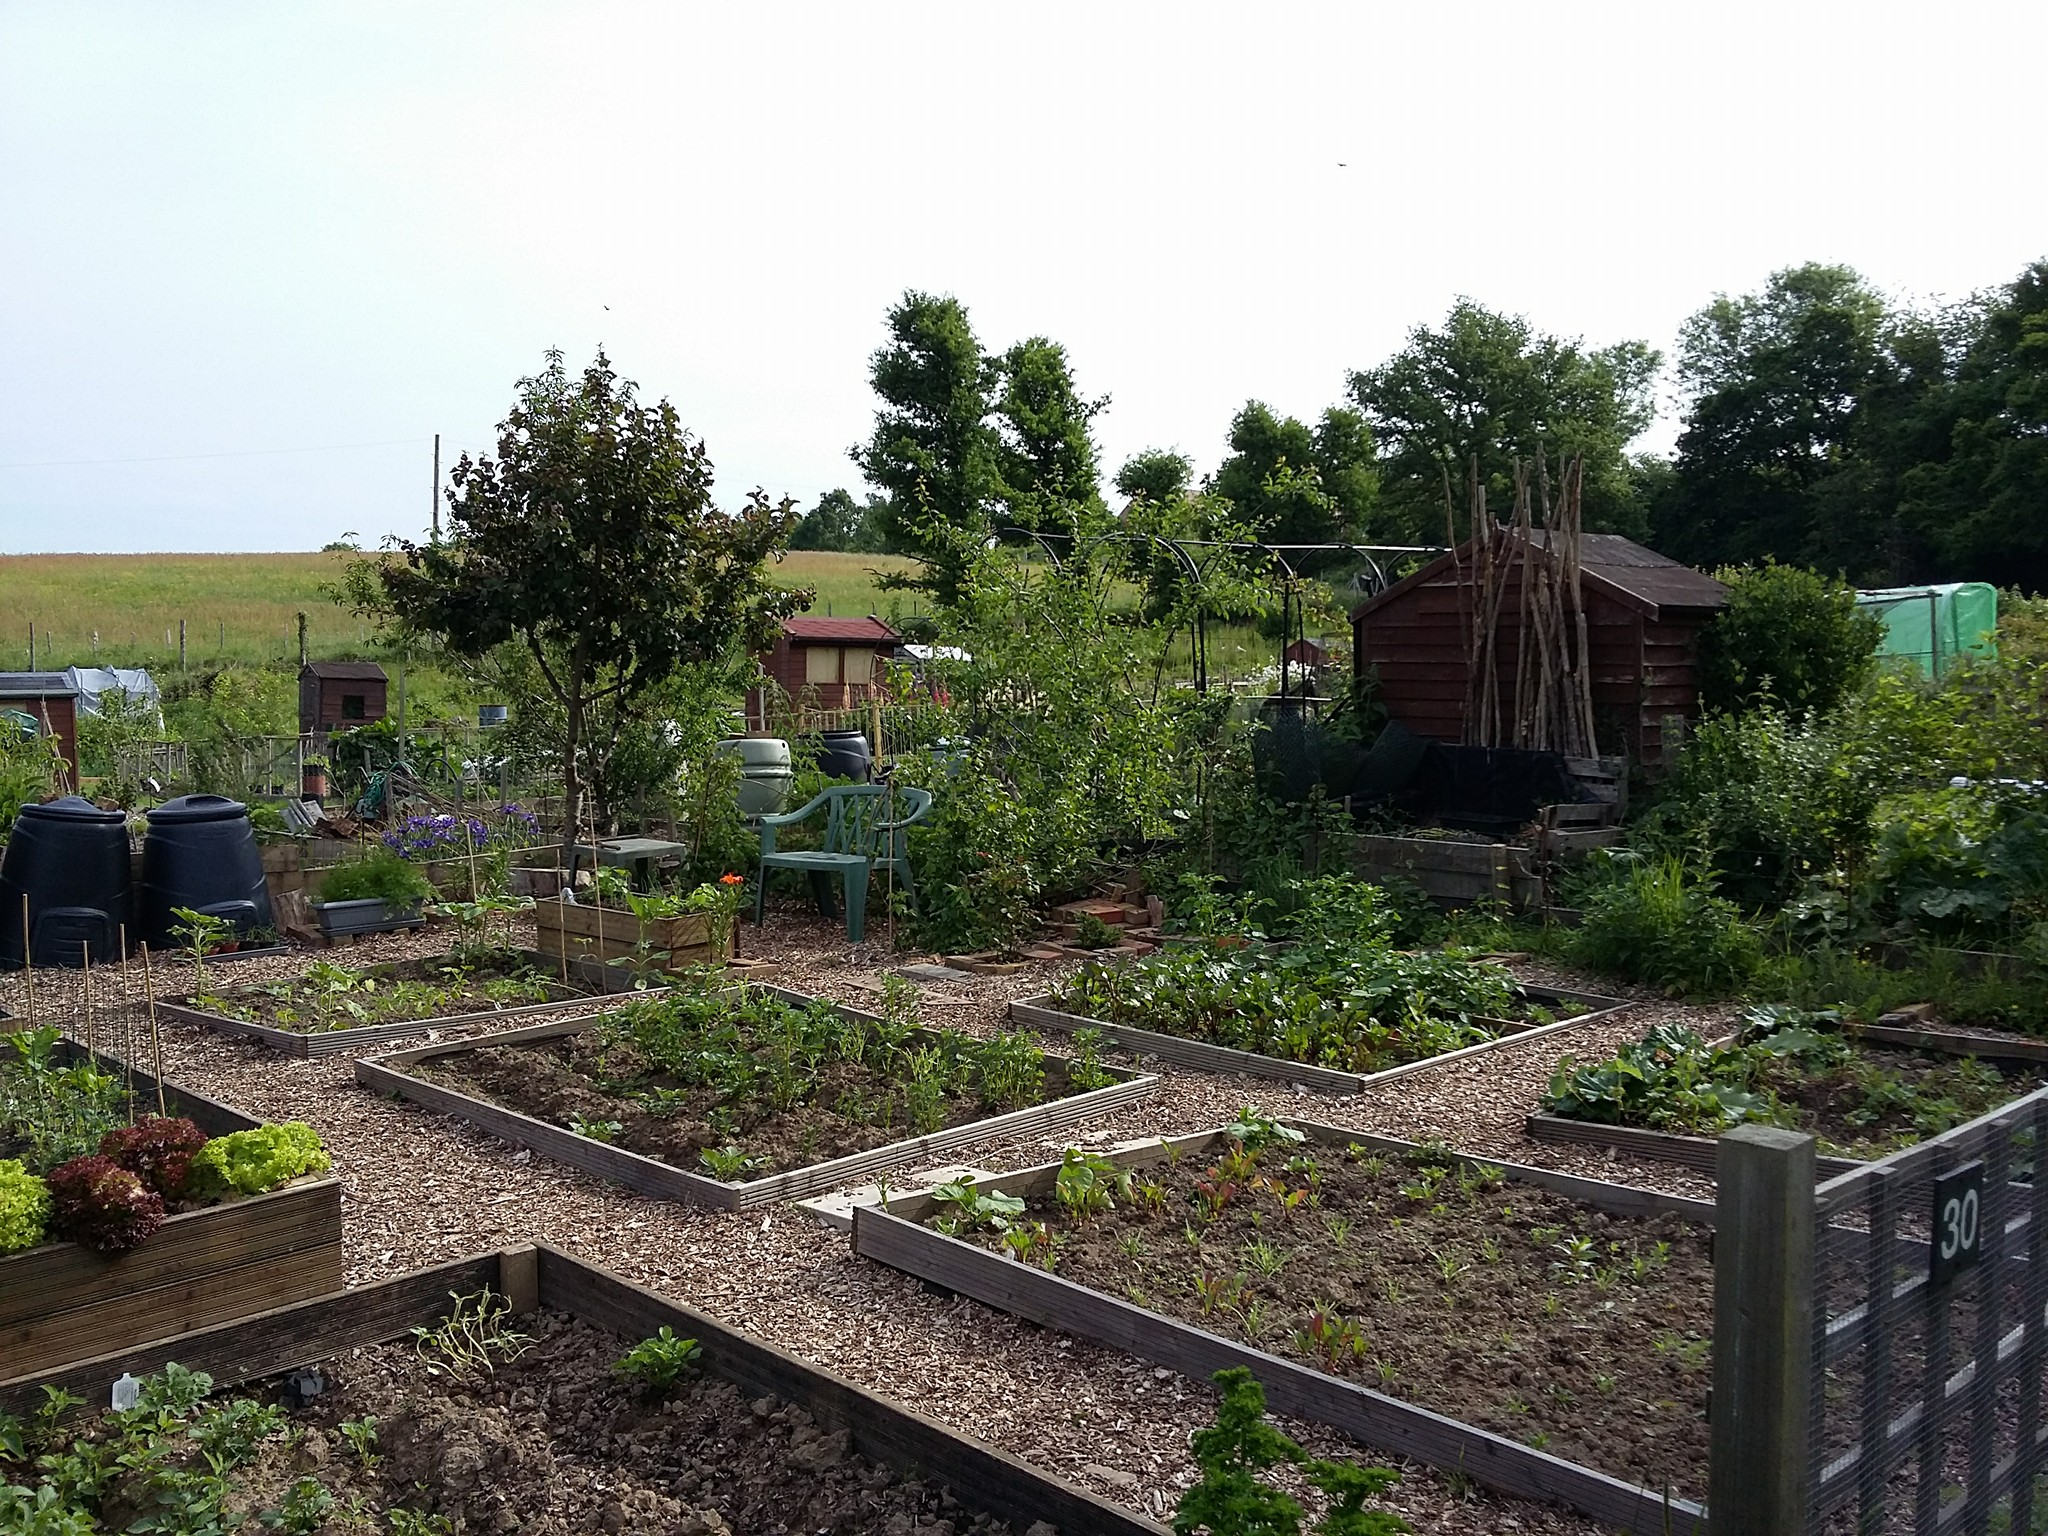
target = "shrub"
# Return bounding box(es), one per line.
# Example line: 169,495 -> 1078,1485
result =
900,749 -> 1042,954
316,852 -> 436,908
0,1158 -> 51,1252
186,1123 -> 331,1198
99,1116 -> 209,1201
1571,854 -> 1763,997
1698,561 -> 1882,719
46,1155 -> 166,1253
1868,785 -> 2048,941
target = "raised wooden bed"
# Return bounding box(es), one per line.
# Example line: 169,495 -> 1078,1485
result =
1009,982 -> 1628,1095
357,987 -> 1160,1210
1351,833 -> 1544,908
0,1244 -> 1159,1536
534,895 -> 734,969
852,1120 -> 1709,1535
156,947 -> 659,1059
1,1042 -> 344,1383
1527,1018 -> 2048,1179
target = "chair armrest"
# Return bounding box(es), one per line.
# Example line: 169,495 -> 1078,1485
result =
759,791 -> 832,829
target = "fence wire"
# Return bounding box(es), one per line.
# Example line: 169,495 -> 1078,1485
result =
1809,1089 -> 2048,1534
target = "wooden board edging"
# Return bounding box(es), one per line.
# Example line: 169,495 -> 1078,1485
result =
1010,985 -> 1629,1097
850,1207 -> 1704,1534
2,1245 -> 1165,1536
357,1002 -> 1159,1210
1527,1113 -> 1861,1181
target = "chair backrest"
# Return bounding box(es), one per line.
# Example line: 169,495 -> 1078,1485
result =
819,784 -> 886,856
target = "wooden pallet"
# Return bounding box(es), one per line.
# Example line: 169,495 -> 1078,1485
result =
1,1245 -> 1161,1536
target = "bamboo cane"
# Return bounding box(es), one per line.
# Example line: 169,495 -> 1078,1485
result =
140,942 -> 167,1115
119,923 -> 136,1119
20,894 -> 33,1027
82,938 -> 93,1058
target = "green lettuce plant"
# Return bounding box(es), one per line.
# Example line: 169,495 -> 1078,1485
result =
186,1124 -> 330,1198
0,1159 -> 50,1253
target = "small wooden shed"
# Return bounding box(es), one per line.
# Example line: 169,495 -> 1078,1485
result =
1350,532 -> 1728,763
0,673 -> 80,787
747,616 -> 901,720
298,662 -> 389,737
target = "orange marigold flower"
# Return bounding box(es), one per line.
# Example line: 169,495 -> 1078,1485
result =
719,872 -> 744,886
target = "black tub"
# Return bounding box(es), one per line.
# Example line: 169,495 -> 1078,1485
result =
0,796 -> 131,968
139,794 -> 274,949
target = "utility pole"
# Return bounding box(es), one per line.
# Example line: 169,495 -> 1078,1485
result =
431,433 -> 441,542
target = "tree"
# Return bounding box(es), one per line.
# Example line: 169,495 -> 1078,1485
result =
1654,264 -> 1892,573
851,291 -> 1005,594
369,349 -> 807,837
1209,402 -> 1379,564
1348,300 -> 1658,542
789,488 -> 863,551
993,335 -> 1108,527
1115,449 -> 1194,505
1696,561 -> 1883,719
1895,260 -> 2048,589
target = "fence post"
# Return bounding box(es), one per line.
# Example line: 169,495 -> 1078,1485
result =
1709,1124 -> 1817,1535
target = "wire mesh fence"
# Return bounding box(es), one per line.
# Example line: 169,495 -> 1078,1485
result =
1807,1090 -> 2048,1533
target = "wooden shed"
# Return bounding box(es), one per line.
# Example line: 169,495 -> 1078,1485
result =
746,616 -> 901,721
298,661 -> 388,737
0,673 -> 80,788
1350,532 -> 1728,764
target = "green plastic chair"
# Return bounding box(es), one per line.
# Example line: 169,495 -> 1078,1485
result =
754,783 -> 933,942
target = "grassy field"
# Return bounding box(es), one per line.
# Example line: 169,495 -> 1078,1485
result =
0,549 -> 919,671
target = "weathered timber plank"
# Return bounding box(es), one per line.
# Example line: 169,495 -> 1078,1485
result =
3,1241 -> 346,1382
0,1176 -> 340,1328
536,1248 -> 1165,1536
0,1253 -> 500,1408
1527,1112 -> 1860,1180
851,1210 -> 1703,1534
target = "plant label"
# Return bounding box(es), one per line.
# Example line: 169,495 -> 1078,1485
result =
1931,1160 -> 1985,1288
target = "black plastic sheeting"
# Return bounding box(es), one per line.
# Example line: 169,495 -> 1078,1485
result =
1253,717 -> 1593,831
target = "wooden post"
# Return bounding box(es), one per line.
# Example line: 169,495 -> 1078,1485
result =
178,619 -> 186,670
1709,1124 -> 1816,1535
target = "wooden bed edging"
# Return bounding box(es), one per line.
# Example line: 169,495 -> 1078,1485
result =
157,948 -> 664,1058
851,1206 -> 1705,1535
1009,983 -> 1629,1096
1,1245 -> 1165,1536
356,994 -> 1160,1211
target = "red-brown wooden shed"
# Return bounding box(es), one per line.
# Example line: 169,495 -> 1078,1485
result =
298,661 -> 389,737
0,673 -> 80,790
1349,532 -> 1728,763
745,616 -> 901,723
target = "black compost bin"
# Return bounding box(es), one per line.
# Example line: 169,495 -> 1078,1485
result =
139,794 -> 273,949
0,796 -> 132,969
816,729 -> 873,782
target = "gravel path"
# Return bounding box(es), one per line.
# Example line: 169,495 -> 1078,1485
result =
3,917 -> 1720,1534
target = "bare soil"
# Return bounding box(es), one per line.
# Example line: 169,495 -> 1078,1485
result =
189,951 -> 575,1033
1757,1043 -> 2040,1159
944,1138 -> 1715,1500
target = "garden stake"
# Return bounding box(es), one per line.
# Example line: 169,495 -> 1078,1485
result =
81,937 -> 94,1059
119,923 -> 137,1118
140,941 -> 168,1115
20,893 -> 33,1027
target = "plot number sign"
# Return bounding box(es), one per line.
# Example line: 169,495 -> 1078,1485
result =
1931,1161 -> 1985,1287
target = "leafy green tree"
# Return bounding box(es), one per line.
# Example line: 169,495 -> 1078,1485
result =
790,488 -> 864,551
994,336 -> 1108,527
1697,561 -> 1884,719
1654,264 -> 1892,572
1115,448 -> 1194,505
1209,403 -> 1379,562
851,291 -> 1005,594
367,349 -> 808,837
1895,260 -> 2048,589
1347,300 -> 1657,542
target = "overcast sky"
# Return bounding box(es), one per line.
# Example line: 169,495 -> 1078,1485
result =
1,2 -> 2042,554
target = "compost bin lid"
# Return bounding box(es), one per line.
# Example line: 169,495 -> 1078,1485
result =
17,795 -> 126,825
145,794 -> 250,825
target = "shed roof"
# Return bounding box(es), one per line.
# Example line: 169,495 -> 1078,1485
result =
0,672 -> 80,697
1351,531 -> 1728,623
301,661 -> 389,681
779,616 -> 900,645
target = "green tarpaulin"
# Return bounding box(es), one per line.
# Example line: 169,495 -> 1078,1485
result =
1855,583 -> 1998,678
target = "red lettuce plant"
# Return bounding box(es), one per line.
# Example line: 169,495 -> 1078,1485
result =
99,1116 -> 208,1201
46,1155 -> 166,1253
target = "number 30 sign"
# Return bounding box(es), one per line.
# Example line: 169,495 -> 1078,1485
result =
1931,1161 -> 1985,1288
